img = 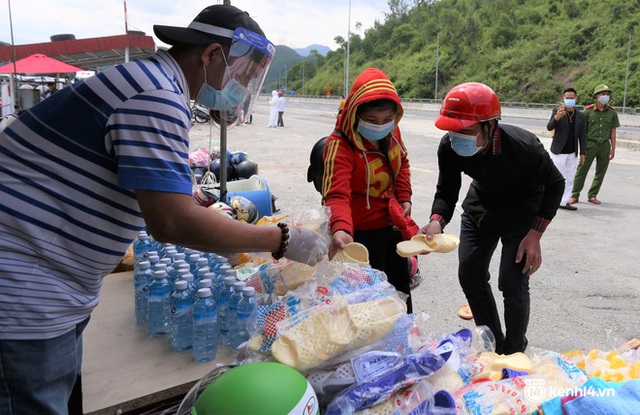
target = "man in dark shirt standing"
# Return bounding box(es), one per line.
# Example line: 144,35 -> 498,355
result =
419,82 -> 564,355
546,87 -> 587,210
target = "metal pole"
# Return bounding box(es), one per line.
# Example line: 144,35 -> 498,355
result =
219,112 -> 228,201
220,0 -> 231,201
624,30 -> 631,112
345,0 -> 351,97
8,0 -> 20,113
435,31 -> 439,101
302,59 -> 305,96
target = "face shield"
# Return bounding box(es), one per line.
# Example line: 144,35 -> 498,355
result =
197,27 -> 275,125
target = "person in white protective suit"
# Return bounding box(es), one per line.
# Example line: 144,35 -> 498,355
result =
267,89 -> 278,127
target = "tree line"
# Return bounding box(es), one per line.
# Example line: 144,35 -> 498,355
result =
281,0 -> 640,109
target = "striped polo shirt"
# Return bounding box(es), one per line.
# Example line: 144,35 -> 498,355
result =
0,50 -> 193,340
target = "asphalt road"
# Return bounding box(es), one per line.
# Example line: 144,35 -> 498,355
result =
189,98 -> 640,355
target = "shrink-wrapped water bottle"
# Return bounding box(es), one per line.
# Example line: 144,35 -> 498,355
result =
217,276 -> 237,345
213,263 -> 232,298
188,253 -> 201,276
179,271 -> 197,299
193,288 -> 218,362
159,258 -> 175,289
133,230 -> 152,275
231,286 -> 256,350
227,281 -> 246,347
199,278 -> 213,295
147,253 -> 160,271
134,260 -> 152,323
163,248 -> 177,264
170,280 -> 193,351
148,269 -> 171,336
196,258 -> 210,283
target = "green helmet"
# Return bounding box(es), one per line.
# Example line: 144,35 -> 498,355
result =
179,362 -> 319,415
593,84 -> 612,97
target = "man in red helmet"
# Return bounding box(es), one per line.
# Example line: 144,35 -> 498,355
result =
419,82 -> 564,354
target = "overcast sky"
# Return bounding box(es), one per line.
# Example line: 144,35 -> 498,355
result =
1,0 -> 391,50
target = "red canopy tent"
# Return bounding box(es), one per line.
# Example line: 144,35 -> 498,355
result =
0,53 -> 84,74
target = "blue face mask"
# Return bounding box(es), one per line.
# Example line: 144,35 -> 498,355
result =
564,98 -> 576,108
357,119 -> 395,141
196,78 -> 249,111
449,131 -> 483,157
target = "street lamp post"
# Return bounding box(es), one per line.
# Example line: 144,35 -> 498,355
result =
283,64 -> 287,91
435,31 -> 439,101
345,0 -> 352,97
624,30 -> 632,112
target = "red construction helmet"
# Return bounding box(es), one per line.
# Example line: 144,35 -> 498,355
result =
435,82 -> 501,131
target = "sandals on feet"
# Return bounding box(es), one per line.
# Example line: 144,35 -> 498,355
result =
588,197 -> 601,205
457,303 -> 473,320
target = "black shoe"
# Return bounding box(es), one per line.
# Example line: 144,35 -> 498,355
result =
559,204 -> 577,211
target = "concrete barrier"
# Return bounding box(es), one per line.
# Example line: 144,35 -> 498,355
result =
282,95 -> 640,148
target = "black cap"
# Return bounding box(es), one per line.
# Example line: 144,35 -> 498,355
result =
153,5 -> 264,46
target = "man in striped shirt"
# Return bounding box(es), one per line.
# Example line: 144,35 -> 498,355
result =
0,5 -> 326,413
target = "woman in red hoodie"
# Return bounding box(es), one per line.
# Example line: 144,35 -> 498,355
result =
322,68 -> 416,312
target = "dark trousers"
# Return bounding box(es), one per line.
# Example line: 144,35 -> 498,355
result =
458,213 -> 531,354
354,227 -> 412,313
277,111 -> 284,127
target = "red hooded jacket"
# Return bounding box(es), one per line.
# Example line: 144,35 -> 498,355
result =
322,68 -> 412,235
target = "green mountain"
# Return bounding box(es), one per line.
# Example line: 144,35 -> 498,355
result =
283,0 -> 640,107
263,45 -> 318,93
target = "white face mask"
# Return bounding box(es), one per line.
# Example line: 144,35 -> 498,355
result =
598,95 -> 610,106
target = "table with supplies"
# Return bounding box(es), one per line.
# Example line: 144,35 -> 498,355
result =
81,271 -> 235,414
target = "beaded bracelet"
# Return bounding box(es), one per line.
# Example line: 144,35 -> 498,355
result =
272,222 -> 290,260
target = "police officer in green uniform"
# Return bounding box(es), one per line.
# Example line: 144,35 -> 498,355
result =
569,84 -> 620,205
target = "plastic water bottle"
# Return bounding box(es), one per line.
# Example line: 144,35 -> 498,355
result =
213,264 -> 232,299
169,259 -> 185,285
147,253 -> 160,271
134,260 -> 153,323
170,280 -> 193,351
180,271 -> 197,298
217,276 -> 237,345
188,253 -> 201,276
133,230 -> 152,275
207,253 -> 222,273
159,258 -> 175,288
149,235 -> 165,258
227,281 -> 246,347
231,286 -> 256,350
163,248 -> 177,264
196,258 -> 210,283
174,252 -> 186,263
199,278 -> 213,295
193,288 -> 218,362
148,270 -> 171,336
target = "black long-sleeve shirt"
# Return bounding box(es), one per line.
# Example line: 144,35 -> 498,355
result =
431,124 -> 564,232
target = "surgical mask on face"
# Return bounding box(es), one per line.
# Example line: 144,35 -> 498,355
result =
195,62 -> 249,111
598,95 -> 610,106
357,119 -> 395,141
564,98 -> 576,108
449,131 -> 483,157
